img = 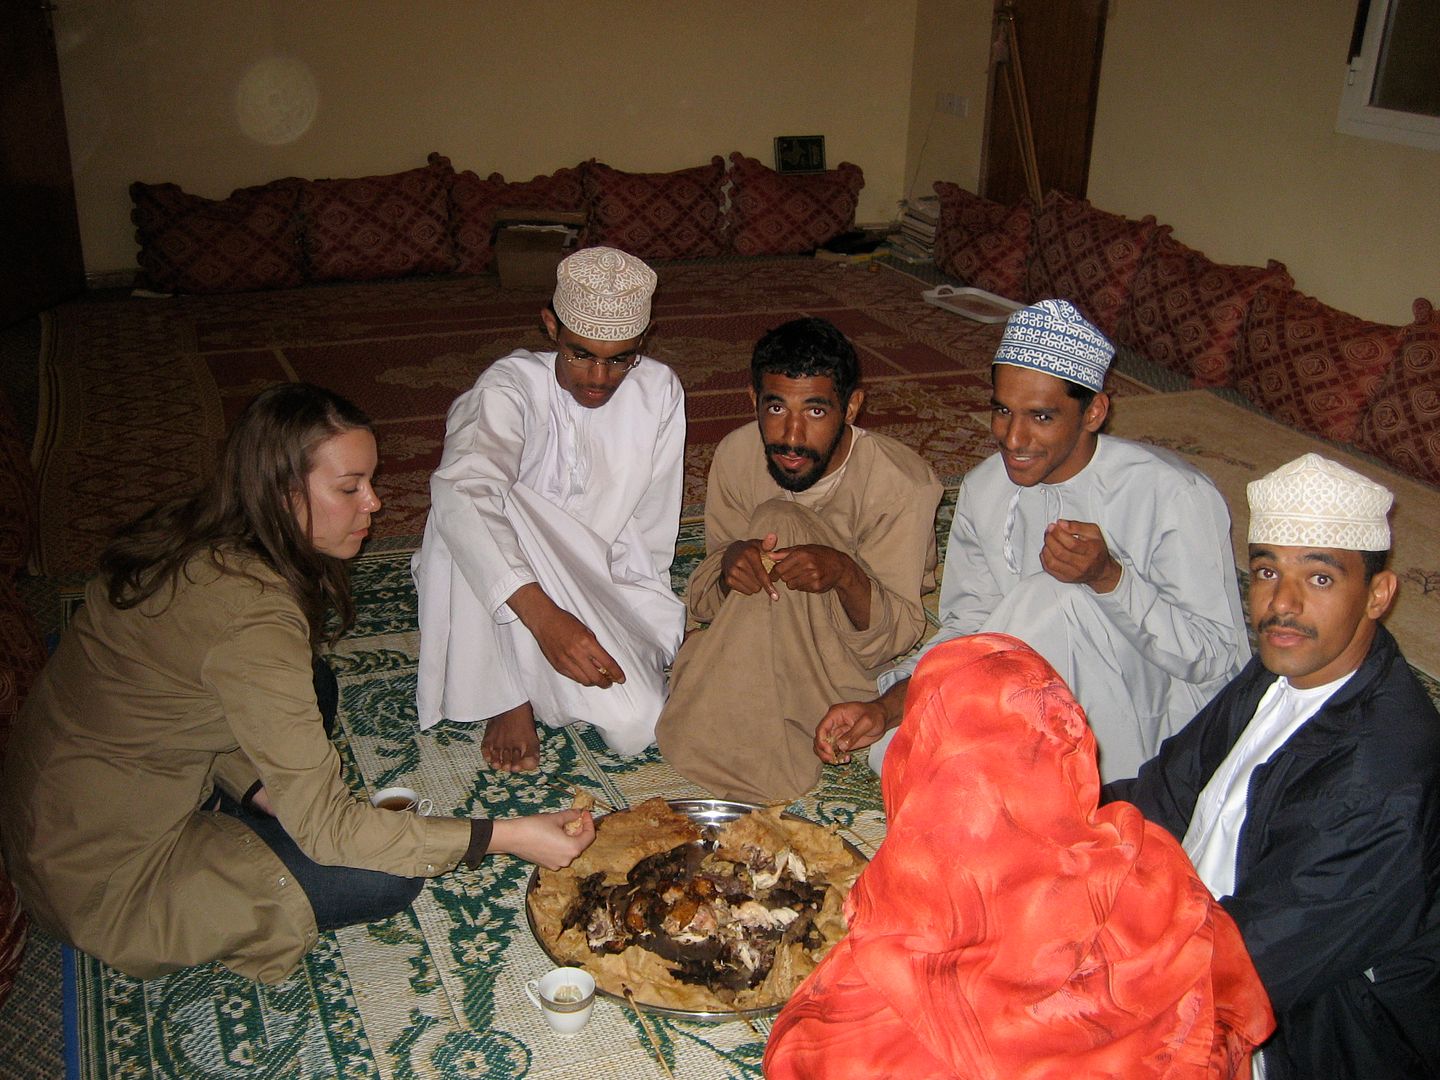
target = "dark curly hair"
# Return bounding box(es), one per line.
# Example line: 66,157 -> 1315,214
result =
751,317 -> 861,402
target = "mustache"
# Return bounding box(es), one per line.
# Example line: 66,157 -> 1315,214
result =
765,443 -> 822,463
1258,615 -> 1317,639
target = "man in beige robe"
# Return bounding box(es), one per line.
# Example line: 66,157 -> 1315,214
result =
656,318 -> 941,804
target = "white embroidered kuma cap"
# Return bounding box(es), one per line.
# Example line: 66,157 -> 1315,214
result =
552,246 -> 657,341
1247,453 -> 1393,551
993,298 -> 1114,393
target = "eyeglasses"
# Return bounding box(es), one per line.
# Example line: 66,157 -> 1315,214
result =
555,339 -> 642,372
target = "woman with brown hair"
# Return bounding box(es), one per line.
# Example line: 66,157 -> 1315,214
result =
0,383 -> 592,983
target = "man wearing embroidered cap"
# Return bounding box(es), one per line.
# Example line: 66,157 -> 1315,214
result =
818,299 -> 1248,783
411,247 -> 686,770
1109,454 -> 1440,1079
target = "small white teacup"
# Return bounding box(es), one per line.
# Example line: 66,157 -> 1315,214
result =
525,966 -> 596,1035
369,786 -> 434,815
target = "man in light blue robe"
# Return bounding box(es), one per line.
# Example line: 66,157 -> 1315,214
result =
815,300 -> 1248,782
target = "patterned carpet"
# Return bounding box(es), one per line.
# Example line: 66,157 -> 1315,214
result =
23,259 -> 1440,1077
31,259 -> 1152,576
34,258 -> 1056,1079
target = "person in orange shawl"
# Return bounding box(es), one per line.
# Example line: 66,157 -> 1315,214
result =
765,633 -> 1274,1080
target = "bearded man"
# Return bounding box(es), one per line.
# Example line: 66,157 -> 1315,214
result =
656,317 -> 941,804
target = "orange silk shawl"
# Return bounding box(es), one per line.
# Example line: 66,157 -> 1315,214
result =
765,634 -> 1274,1080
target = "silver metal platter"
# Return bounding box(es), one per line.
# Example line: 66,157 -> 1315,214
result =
524,797 -> 866,1023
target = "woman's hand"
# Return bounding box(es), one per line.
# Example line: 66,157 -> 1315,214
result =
488,810 -> 595,869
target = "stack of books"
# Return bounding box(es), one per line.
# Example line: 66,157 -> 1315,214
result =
889,196 -> 939,263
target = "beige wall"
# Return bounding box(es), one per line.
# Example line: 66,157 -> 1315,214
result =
902,1 -> 1437,325
1089,2 -> 1438,325
57,1 -> 919,276
57,1 -> 1440,322
903,0 -> 991,200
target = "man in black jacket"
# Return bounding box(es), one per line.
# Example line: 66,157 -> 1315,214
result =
1107,453 -> 1439,1080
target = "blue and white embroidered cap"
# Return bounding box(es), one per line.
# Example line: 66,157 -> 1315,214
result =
1247,453 -> 1392,551
994,299 -> 1114,393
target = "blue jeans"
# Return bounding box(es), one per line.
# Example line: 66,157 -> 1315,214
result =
214,792 -> 424,932
210,654 -> 424,932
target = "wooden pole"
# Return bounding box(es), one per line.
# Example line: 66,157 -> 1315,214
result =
995,5 -> 1043,203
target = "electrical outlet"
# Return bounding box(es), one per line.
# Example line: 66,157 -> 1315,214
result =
935,92 -> 969,118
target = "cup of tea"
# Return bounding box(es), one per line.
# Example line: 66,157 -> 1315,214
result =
524,966 -> 596,1035
369,786 -> 434,815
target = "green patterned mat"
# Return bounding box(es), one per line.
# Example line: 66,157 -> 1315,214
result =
66,523 -> 904,1080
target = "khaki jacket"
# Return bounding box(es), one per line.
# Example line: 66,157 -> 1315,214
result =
0,552 -> 471,982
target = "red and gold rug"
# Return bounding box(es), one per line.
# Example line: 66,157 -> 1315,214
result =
32,259 -> 1152,575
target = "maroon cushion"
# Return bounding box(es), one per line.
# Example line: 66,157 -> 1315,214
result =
0,574 -> 38,1009
301,159 -> 456,282
583,158 -> 726,260
1118,232 -> 1294,388
0,576 -> 45,759
450,164 -> 588,274
932,183 -> 1032,301
449,169 -> 510,274
1237,285 -> 1407,443
130,179 -> 305,294
1355,298 -> 1440,485
727,153 -> 864,256
0,866 -> 25,1012
0,390 -> 35,575
1026,190 -> 1159,339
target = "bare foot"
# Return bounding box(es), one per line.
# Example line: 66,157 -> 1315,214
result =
482,703 -> 541,773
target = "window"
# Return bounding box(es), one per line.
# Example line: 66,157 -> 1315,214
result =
1337,0 -> 1440,151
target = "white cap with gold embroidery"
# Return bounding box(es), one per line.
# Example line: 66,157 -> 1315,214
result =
553,246 -> 657,341
1247,453 -> 1393,551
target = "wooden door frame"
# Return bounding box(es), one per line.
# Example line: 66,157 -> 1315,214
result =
978,0 -> 1109,204
1,0 -> 86,326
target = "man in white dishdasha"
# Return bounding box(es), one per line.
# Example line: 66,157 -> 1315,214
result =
412,247 -> 685,771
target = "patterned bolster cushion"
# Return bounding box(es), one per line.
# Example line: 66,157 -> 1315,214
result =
1026,189 -> 1159,340
1354,298 -> 1440,485
301,158 -> 457,283
0,389 -> 36,576
931,182 -> 1033,302
1237,284 -> 1408,445
1117,230 -> 1294,388
0,869 -> 24,1014
447,161 -> 588,275
0,391 -> 39,1008
130,178 -> 306,294
0,574 -> 41,1006
726,153 -> 864,256
582,158 -> 727,261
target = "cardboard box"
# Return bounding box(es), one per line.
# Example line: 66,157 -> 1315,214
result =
494,227 -> 575,291
492,211 -> 586,291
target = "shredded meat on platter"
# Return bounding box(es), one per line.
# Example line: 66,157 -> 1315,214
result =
527,797 -> 865,1014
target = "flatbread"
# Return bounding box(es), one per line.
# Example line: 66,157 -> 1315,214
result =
565,796 -> 702,883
